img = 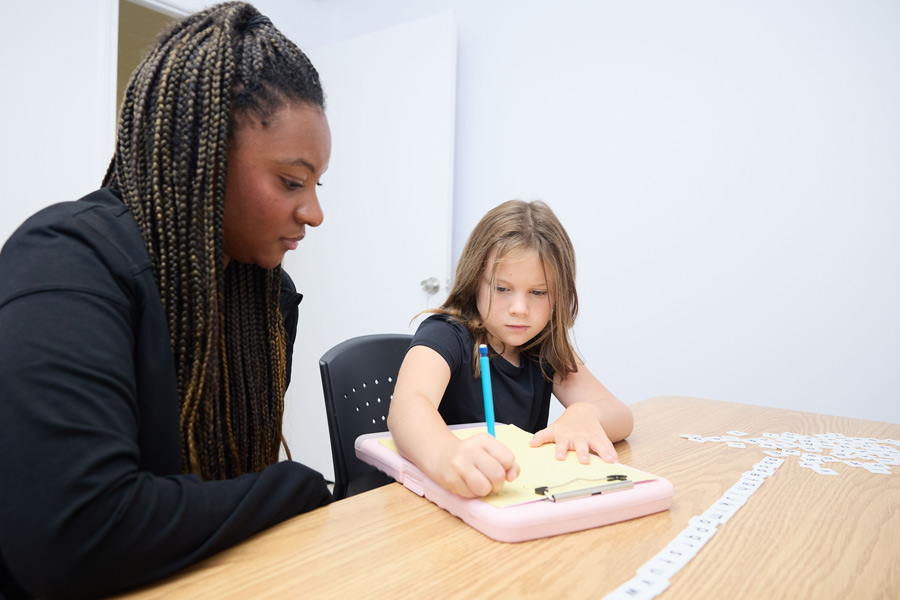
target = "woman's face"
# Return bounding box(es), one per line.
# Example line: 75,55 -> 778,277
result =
223,102 -> 331,269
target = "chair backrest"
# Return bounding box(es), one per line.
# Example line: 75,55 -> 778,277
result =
319,333 -> 413,500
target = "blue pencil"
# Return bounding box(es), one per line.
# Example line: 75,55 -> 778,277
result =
479,344 -> 496,436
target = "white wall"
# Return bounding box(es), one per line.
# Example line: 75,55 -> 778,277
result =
2,0 -> 898,468
0,0 -> 328,246
288,0 -> 900,425
0,0 -> 116,245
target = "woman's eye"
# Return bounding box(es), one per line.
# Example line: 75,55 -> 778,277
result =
281,178 -> 304,190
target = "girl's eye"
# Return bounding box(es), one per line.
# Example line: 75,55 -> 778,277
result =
531,290 -> 548,297
495,286 -> 508,293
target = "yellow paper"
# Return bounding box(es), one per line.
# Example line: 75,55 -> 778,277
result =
379,424 -> 656,508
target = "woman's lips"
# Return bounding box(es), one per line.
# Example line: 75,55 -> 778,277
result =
282,236 -> 304,250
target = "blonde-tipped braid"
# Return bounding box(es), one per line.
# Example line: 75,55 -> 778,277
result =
103,2 -> 322,479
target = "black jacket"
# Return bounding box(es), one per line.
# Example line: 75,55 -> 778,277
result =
0,189 -> 332,599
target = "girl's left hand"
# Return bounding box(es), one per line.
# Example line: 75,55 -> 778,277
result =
529,402 -> 618,464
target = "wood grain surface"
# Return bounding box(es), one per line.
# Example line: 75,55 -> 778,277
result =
112,396 -> 900,599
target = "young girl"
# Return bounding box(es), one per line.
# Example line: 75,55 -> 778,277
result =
387,200 -> 634,499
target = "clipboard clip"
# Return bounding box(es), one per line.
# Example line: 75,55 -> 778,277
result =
534,474 -> 634,502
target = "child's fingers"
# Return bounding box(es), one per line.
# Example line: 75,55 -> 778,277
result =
473,452 -> 510,495
505,462 -> 521,482
445,457 -> 496,497
529,428 -> 554,447
452,435 -> 516,496
550,436 -> 587,462
459,468 -> 496,497
462,459 -> 510,496
588,434 -> 618,463
553,438 -> 568,460
454,462 -> 500,496
444,476 -> 479,498
465,433 -> 517,472
572,437 -> 591,464
477,436 -> 520,491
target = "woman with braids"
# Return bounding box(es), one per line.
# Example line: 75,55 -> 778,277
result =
0,3 -> 333,598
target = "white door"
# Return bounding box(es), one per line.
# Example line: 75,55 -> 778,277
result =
281,13 -> 457,479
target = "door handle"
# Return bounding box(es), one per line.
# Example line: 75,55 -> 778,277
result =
420,277 -> 441,294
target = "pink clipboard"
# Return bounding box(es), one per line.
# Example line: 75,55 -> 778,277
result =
355,424 -> 674,543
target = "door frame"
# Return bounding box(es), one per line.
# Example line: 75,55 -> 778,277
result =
100,0 -> 189,168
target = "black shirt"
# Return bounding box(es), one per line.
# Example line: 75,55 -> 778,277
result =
411,314 -> 554,433
0,189 -> 332,600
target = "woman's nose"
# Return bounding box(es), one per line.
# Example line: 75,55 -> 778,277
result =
296,194 -> 324,228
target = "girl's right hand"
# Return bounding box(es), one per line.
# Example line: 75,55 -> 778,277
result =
434,434 -> 520,498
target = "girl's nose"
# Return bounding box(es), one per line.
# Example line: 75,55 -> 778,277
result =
509,293 -> 528,316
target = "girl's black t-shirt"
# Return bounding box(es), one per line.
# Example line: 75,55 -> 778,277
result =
410,314 -> 554,433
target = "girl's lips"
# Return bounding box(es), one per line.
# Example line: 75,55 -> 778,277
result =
507,325 -> 528,331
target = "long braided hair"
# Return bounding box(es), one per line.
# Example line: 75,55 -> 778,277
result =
102,2 -> 324,480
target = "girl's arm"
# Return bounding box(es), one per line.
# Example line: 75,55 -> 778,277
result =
530,359 -> 634,464
387,345 -> 519,498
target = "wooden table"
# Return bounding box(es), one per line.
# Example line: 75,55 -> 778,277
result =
113,396 -> 900,599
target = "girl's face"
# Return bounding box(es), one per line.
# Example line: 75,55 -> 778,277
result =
223,102 -> 331,269
476,248 -> 553,362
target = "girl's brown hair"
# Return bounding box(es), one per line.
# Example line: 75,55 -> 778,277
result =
102,2 -> 323,480
437,200 -> 579,379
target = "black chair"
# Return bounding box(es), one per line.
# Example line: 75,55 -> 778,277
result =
319,333 -> 413,500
